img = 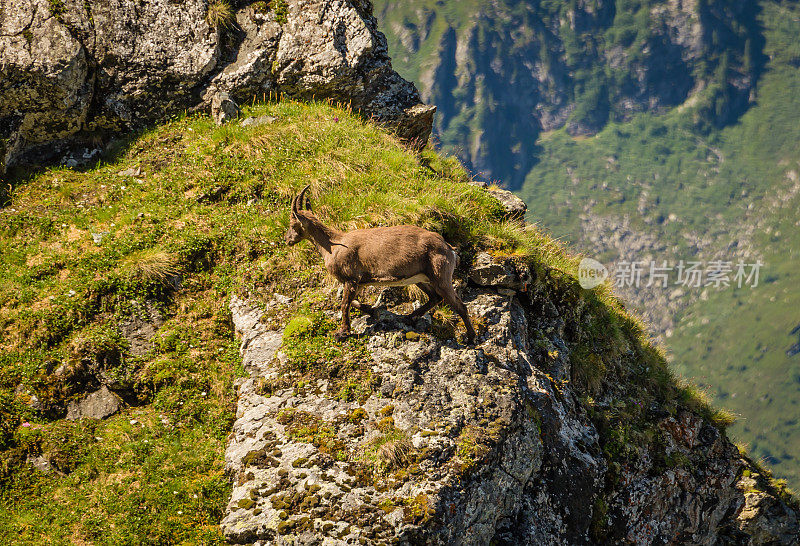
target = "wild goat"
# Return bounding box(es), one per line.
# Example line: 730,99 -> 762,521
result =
284,185 -> 475,343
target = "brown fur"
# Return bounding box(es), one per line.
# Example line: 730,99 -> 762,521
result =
284,186 -> 475,343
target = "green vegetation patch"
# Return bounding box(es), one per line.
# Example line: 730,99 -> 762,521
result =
0,95 -> 756,540
268,0 -> 289,24
47,0 -> 66,17
276,408 -> 346,460
206,0 -> 236,29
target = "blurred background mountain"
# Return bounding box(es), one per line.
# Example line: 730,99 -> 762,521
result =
373,0 -> 800,489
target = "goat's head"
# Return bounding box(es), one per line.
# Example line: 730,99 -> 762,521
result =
285,185 -> 312,246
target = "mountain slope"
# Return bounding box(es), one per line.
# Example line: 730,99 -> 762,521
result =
375,0 -> 761,189
518,0 -> 800,489
0,101 -> 796,543
374,0 -> 800,489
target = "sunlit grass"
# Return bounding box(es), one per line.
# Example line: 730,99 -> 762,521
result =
0,98 -> 747,541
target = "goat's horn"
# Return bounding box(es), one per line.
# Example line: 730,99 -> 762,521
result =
291,191 -> 299,214
298,185 -> 311,211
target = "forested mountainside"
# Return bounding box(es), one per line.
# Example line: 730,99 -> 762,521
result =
375,0 -> 761,189
374,0 -> 800,489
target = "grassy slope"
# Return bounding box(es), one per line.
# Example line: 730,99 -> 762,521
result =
0,100 -> 592,543
0,99 -> 748,542
518,1 -> 800,487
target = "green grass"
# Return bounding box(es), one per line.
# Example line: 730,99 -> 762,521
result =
269,0 -> 289,25
0,98 -> 771,540
205,0 -> 235,30
0,99 -> 582,542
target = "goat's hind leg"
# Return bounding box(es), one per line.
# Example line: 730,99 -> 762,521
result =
405,283 -> 442,320
334,282 -> 357,341
432,283 -> 476,344
350,286 -> 376,317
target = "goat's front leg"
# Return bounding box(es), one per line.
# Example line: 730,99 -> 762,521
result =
335,281 -> 357,341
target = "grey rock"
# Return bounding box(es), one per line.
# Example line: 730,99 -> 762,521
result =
220,278 -> 798,544
241,115 -> 278,127
27,455 -> 55,474
66,386 -> 123,421
119,300 -> 164,357
230,295 -> 284,377
118,166 -> 141,177
486,186 -> 527,221
469,252 -> 529,291
221,290 -> 547,545
15,385 -> 43,411
211,92 -> 240,125
468,181 -> 526,221
1,0 -> 432,174
734,474 -> 800,543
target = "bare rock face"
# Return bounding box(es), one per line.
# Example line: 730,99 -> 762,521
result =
0,0 -> 433,174
119,300 -> 164,357
211,92 -> 241,125
729,465 -> 800,544
221,267 -> 799,544
66,386 -> 123,421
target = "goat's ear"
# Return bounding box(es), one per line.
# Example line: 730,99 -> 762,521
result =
305,195 -> 312,212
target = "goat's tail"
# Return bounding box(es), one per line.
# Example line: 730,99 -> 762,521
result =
450,245 -> 460,270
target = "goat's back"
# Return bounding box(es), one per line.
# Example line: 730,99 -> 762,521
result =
346,225 -> 452,255
336,225 -> 456,281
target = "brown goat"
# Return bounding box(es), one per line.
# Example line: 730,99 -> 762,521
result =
284,185 -> 475,343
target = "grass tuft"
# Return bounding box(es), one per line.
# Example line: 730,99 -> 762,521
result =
376,437 -> 412,471
206,0 -> 235,29
119,249 -> 178,283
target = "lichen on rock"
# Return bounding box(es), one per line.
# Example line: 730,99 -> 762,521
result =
221,256 -> 799,544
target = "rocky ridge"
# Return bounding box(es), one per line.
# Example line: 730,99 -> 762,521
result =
0,0 -> 434,174
220,254 -> 798,543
